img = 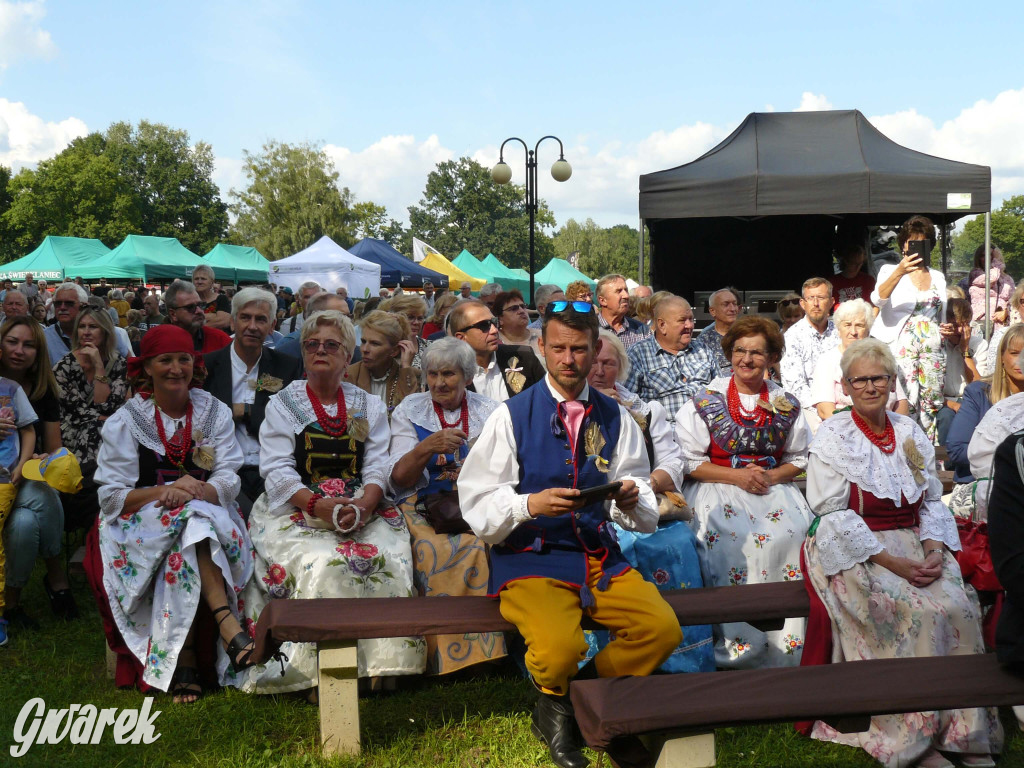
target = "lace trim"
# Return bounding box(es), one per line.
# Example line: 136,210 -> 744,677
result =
265,474 -> 306,513
120,390 -> 221,454
274,380 -> 379,434
918,503 -> 962,551
809,412 -> 931,504
812,508 -> 884,576
394,391 -> 498,436
614,383 -> 653,419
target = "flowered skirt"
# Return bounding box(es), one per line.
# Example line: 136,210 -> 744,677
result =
98,499 -> 253,691
684,480 -> 813,669
804,528 -> 1003,767
237,493 -> 426,693
402,494 -> 507,674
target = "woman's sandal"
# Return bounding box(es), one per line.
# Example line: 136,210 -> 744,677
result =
212,605 -> 256,673
170,645 -> 203,704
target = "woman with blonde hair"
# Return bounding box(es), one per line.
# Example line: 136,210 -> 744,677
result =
382,293 -> 430,369
346,310 -> 420,419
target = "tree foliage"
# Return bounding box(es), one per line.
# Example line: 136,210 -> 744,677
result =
229,140 -> 398,260
1,121 -> 228,259
553,218 -> 649,283
407,158 -> 556,270
952,196 -> 1024,278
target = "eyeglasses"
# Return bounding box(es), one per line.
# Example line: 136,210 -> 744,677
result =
846,374 -> 893,391
732,346 -> 767,359
545,301 -> 593,316
456,317 -> 499,334
173,302 -> 202,314
303,339 -> 344,355
53,300 -> 82,308
501,303 -> 526,314
802,295 -> 830,305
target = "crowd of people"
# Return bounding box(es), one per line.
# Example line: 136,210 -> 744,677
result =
0,213 -> 1021,768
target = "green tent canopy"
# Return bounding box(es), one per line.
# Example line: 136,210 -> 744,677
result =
76,235 -> 209,282
480,254 -> 530,297
0,236 -> 111,281
533,258 -> 596,292
203,244 -> 270,283
451,250 -> 489,282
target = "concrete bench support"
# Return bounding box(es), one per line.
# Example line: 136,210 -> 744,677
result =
644,733 -> 716,768
317,640 -> 360,757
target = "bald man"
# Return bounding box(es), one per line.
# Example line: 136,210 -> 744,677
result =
624,295 -> 717,423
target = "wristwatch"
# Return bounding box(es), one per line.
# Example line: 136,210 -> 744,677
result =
94,374 -> 110,384
964,348 -> 974,359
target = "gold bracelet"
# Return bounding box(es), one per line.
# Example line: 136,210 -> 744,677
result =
925,548 -> 944,557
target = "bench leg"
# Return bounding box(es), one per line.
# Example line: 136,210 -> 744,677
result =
317,641 -> 360,756
105,643 -> 116,679
641,732 -> 716,768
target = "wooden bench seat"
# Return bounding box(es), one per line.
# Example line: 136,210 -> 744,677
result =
570,654 -> 1024,766
248,581 -> 809,756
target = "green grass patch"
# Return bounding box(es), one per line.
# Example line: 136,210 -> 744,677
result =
3,562 -> 1024,767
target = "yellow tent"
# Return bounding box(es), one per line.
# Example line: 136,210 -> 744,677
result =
420,251 -> 487,291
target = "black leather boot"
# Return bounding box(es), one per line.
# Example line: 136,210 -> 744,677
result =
532,691 -> 589,768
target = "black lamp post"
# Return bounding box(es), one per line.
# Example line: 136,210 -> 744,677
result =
491,136 -> 572,304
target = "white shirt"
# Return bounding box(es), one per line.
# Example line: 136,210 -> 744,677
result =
810,346 -> 906,412
472,353 -> 510,402
229,344 -> 262,467
968,391 -> 1024,519
869,265 -> 947,344
458,379 -> 657,545
781,317 -> 839,409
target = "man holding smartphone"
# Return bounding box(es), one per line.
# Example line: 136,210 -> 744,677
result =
459,301 -> 680,768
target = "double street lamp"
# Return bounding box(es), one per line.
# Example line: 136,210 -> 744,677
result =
491,136 -> 572,304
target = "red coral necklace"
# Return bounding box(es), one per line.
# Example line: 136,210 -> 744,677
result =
727,377 -> 769,427
851,408 -> 896,454
433,397 -> 469,434
307,383 -> 348,437
155,402 -> 193,469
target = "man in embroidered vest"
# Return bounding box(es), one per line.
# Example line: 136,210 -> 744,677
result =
459,302 -> 681,768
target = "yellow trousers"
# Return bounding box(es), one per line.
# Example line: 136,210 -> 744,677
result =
0,482 -> 18,612
499,556 -> 682,695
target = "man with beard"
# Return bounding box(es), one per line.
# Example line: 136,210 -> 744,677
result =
625,295 -> 717,424
44,283 -> 132,365
780,276 -> 839,430
596,274 -> 649,350
449,299 -> 544,401
459,301 -> 679,768
691,287 -> 742,376
203,287 -> 302,519
162,279 -> 231,354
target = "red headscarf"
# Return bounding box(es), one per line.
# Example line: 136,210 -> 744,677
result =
126,324 -> 205,394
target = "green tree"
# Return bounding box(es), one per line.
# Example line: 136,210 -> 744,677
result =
0,165 -> 14,261
953,196 -> 1024,278
104,121 -> 228,253
407,158 -> 556,271
351,200 -> 406,250
553,218 -> 649,282
229,140 -> 365,260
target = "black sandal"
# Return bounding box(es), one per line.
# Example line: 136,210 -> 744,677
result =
213,605 -> 256,673
43,575 -> 79,620
171,646 -> 203,703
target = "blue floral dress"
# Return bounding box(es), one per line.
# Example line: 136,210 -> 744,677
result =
892,288 -> 945,442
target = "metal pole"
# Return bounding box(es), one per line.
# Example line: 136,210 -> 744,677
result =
527,150 -> 536,306
984,212 -> 992,340
638,216 -> 644,285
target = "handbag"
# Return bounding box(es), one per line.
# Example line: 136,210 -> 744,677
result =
422,490 -> 471,535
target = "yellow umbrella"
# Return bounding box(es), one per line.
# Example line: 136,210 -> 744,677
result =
420,251 -> 487,291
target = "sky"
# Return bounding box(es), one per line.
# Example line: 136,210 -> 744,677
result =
2,0 -> 1024,234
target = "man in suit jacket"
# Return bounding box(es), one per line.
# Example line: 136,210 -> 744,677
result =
450,299 -> 545,401
204,287 -> 303,519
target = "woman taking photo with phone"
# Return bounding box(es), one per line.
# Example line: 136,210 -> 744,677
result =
870,215 -> 947,442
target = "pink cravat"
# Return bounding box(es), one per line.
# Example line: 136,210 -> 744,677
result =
560,399 -> 587,449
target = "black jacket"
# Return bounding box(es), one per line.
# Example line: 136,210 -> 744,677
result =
988,429 -> 1024,674
467,344 -> 546,400
203,343 -> 304,445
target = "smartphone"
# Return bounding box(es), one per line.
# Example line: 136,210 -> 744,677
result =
575,481 -> 623,506
907,240 -> 931,269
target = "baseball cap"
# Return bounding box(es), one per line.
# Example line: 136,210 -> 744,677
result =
22,448 -> 83,494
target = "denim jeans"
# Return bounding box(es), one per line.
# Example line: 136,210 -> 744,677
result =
3,480 -> 63,589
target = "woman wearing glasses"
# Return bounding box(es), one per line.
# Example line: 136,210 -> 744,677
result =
675,315 -> 813,669
802,338 -> 999,767
239,310 -> 424,695
870,215 -> 948,442
493,290 -> 543,363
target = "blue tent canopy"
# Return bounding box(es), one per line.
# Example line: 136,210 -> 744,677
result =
348,239 -> 449,290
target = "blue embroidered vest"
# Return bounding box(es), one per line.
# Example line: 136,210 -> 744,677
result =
413,422 -> 466,496
490,384 -> 630,598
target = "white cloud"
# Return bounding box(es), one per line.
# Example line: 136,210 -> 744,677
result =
795,92 -> 833,112
0,1 -> 56,69
0,98 -> 86,168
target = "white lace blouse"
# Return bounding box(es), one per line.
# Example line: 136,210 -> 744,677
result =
258,380 -> 390,514
807,411 -> 960,576
95,389 -> 243,521
614,383 -> 685,490
967,391 -> 1024,518
386,390 -> 500,498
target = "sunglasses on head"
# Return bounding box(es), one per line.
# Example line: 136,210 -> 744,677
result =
545,300 -> 593,317
456,316 -> 499,334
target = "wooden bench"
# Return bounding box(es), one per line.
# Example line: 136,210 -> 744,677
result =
249,581 -> 809,757
570,653 -> 1024,768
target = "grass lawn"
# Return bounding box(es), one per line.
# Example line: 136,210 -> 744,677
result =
3,561 -> 1024,768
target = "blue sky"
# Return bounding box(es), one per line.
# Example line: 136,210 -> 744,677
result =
2,0 -> 1023,231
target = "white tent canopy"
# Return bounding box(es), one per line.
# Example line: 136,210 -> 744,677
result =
268,236 -> 381,298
